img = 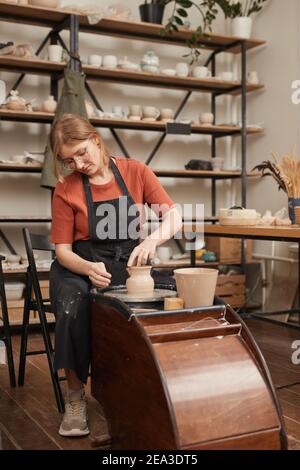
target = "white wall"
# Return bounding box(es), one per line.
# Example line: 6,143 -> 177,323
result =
0,0 -> 299,267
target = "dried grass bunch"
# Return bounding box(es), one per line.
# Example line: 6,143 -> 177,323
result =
253,150 -> 300,198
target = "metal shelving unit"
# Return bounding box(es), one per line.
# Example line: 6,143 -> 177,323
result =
0,1 -> 265,269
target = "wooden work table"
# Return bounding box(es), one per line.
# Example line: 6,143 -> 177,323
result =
202,224 -> 300,327
203,224 -> 300,241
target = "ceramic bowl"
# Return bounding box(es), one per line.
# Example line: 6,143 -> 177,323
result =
6,254 -> 21,264
161,68 -> 177,77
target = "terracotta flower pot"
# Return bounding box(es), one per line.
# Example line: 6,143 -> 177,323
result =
174,268 -> 218,308
126,266 -> 154,296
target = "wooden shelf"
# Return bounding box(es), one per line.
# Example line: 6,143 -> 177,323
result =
154,169 -> 260,179
0,110 -> 264,136
0,217 -> 51,223
0,162 -> 260,179
0,55 -> 65,75
2,267 -> 49,274
0,162 -> 42,173
203,224 -> 300,241
83,65 -> 264,95
0,56 -> 264,94
0,2 -> 266,53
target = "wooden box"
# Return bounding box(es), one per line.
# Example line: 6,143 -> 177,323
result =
215,274 -> 246,308
205,237 -> 252,264
32,280 -> 49,300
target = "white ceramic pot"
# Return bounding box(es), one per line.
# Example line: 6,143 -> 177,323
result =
48,45 -> 63,62
175,62 -> 189,77
103,55 -> 118,68
192,66 -> 209,78
143,106 -> 160,119
160,108 -> 174,120
156,246 -> 172,261
232,17 -> 253,39
200,112 -> 214,125
42,95 -> 57,113
88,55 -> 102,66
174,268 -> 218,308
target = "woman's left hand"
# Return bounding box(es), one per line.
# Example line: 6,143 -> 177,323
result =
127,239 -> 158,267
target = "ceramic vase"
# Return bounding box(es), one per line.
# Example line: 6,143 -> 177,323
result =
42,95 -> 57,113
126,266 -> 154,296
288,198 -> 300,225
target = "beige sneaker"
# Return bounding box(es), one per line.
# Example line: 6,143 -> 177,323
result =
59,389 -> 90,437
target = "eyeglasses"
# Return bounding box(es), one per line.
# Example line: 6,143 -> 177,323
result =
58,139 -> 91,170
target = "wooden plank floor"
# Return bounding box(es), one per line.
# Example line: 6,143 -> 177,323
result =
0,319 -> 300,450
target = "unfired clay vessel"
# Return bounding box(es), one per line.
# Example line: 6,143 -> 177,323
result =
126,266 -> 154,296
174,268 -> 218,308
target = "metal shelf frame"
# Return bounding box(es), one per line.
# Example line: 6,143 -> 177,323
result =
0,5 -> 263,271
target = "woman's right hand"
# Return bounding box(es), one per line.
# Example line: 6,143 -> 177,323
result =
88,262 -> 112,288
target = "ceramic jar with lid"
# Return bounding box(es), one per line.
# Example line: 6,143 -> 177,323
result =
42,95 -> 57,113
141,51 -> 160,73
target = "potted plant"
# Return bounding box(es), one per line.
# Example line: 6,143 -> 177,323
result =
139,0 -> 172,24
217,0 -> 269,38
253,151 -> 300,224
161,0 -> 221,64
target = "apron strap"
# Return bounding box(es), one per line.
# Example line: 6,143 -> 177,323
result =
109,158 -> 136,206
82,173 -> 96,242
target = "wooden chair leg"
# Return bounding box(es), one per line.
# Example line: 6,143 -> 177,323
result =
38,307 -> 65,413
18,274 -> 32,387
0,261 -> 16,387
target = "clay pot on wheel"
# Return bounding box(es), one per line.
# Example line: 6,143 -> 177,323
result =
126,266 -> 154,296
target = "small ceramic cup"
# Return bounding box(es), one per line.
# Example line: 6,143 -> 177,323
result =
157,246 -> 173,261
211,157 -> 224,172
48,45 -> 63,62
112,105 -> 125,118
129,104 -> 142,117
175,62 -> 189,77
143,106 -> 160,119
161,108 -> 174,120
102,55 -> 118,68
88,54 -> 102,66
200,112 -> 214,125
192,66 -> 209,78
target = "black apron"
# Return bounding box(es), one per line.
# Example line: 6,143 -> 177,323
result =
72,157 -> 141,285
50,158 -> 175,382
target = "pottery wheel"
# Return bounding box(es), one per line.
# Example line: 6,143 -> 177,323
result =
103,288 -> 177,303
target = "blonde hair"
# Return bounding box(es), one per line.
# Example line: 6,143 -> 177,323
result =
50,113 -> 110,181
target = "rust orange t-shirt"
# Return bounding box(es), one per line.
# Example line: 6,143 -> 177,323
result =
51,157 -> 175,244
